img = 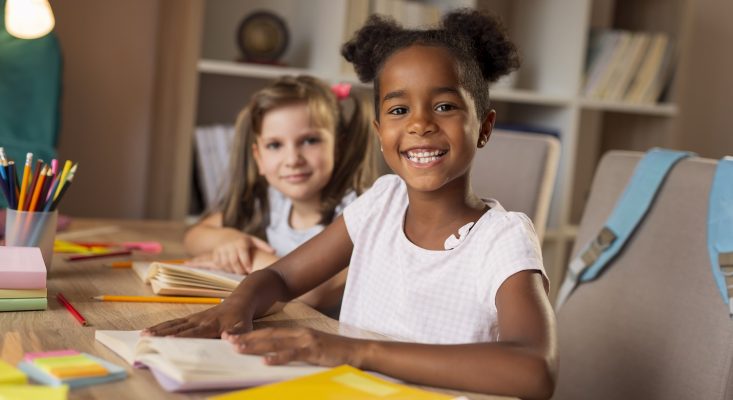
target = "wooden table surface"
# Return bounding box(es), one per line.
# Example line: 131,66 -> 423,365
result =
0,219 -> 511,399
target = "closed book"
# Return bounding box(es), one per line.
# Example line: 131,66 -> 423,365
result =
95,330 -> 324,392
0,297 -> 47,312
0,246 -> 46,289
0,288 -> 47,299
209,365 -> 457,400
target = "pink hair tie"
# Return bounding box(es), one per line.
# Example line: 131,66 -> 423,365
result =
331,83 -> 352,100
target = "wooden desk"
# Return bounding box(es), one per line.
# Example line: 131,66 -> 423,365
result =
0,219 -> 511,400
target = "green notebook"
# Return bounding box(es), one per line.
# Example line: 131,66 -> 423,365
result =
0,297 -> 47,312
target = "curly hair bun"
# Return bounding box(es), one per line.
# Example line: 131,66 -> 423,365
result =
441,9 -> 520,82
341,14 -> 403,83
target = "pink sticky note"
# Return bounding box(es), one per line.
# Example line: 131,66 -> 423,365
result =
23,349 -> 80,363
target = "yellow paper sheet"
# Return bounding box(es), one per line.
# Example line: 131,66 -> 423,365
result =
0,360 -> 26,385
0,385 -> 68,400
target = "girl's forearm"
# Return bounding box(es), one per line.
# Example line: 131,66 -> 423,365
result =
356,340 -> 556,399
229,268 -> 297,319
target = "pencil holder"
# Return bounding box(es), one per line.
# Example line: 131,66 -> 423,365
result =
4,209 -> 58,272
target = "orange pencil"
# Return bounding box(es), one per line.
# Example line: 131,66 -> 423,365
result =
23,159 -> 43,211
17,152 -> 32,211
28,165 -> 48,212
92,295 -> 223,304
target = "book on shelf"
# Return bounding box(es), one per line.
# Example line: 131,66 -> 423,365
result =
133,261 -> 244,298
587,31 -> 633,99
582,30 -> 622,98
371,0 -> 441,29
209,364 -> 458,400
604,33 -> 651,101
583,30 -> 675,104
94,330 -> 325,392
625,33 -> 674,104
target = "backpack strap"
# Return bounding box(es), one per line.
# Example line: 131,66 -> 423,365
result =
556,148 -> 694,309
707,156 -> 733,318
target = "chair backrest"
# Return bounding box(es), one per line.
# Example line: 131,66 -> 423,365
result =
554,151 -> 733,400
470,129 -> 560,240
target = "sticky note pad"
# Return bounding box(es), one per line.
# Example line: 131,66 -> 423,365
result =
0,247 -> 46,289
32,354 -> 108,379
0,359 -> 27,385
23,350 -> 79,363
0,384 -> 68,400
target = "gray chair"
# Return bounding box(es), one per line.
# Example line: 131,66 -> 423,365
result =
470,129 -> 560,240
554,151 -> 733,400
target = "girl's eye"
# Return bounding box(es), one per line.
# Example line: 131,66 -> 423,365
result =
265,142 -> 281,150
436,103 -> 457,112
303,137 -> 321,145
387,107 -> 407,115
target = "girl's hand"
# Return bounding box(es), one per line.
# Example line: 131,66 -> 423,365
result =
223,327 -> 366,368
209,234 -> 275,275
142,298 -> 253,338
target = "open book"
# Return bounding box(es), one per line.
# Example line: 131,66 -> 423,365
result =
94,330 -> 325,392
133,262 -> 244,297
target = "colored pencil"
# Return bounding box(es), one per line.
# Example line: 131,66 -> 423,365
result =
0,147 -> 6,181
37,167 -> 53,211
28,165 -> 48,212
7,161 -> 16,209
23,159 -> 43,211
43,174 -> 61,209
92,295 -> 223,304
57,292 -> 88,326
54,159 -> 72,200
51,158 -> 58,175
66,249 -> 132,261
17,152 -> 32,211
50,163 -> 77,211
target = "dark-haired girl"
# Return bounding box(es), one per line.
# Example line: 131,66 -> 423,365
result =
146,10 -> 557,398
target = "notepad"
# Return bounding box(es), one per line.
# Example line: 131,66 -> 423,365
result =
0,359 -> 27,385
0,246 -> 46,289
209,365 -> 460,400
0,297 -> 47,312
0,288 -> 47,299
0,385 -> 68,400
134,262 -> 244,298
95,330 -> 324,392
16,350 -> 126,389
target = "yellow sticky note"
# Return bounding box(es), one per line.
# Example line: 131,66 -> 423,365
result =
0,384 -> 68,400
0,360 -> 26,385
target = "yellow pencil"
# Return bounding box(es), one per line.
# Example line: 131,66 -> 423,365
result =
92,295 -> 223,304
54,159 -> 72,200
17,152 -> 32,211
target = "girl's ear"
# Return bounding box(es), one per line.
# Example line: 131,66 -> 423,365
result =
252,142 -> 265,176
477,109 -> 497,148
372,119 -> 384,152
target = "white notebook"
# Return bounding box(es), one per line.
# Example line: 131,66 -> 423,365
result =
94,330 -> 324,392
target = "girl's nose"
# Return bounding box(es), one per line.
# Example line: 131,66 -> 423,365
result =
407,109 -> 437,136
284,145 -> 305,167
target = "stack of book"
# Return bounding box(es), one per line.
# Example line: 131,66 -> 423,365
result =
582,29 -> 675,104
0,246 -> 47,312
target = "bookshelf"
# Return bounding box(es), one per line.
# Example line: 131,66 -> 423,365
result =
170,0 -> 689,300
